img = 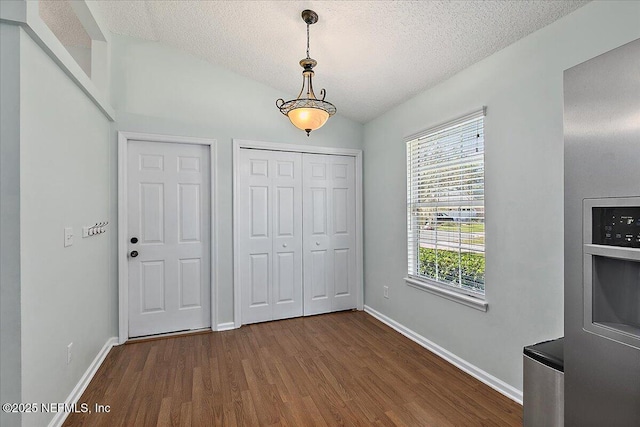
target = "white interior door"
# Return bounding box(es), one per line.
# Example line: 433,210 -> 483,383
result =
238,149 -> 303,324
127,140 -> 211,337
303,154 -> 357,315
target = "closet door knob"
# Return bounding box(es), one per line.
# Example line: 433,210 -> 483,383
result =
282,243 -> 288,248
315,241 -> 320,246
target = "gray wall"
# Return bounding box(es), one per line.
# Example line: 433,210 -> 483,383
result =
18,29 -> 114,427
362,0 -> 640,392
109,35 -> 364,326
0,22 -> 22,427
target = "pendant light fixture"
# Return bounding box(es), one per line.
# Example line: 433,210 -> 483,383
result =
276,10 -> 336,136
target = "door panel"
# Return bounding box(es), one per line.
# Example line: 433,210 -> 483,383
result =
249,253 -> 269,306
312,189 -> 327,234
250,187 -> 269,237
311,250 -> 328,299
334,249 -> 350,296
140,183 -> 164,243
239,149 -> 303,324
128,140 -> 211,337
141,260 -> 165,312
140,154 -> 164,171
303,154 -> 357,315
275,252 -> 295,302
333,188 -> 348,234
178,156 -> 200,172
277,160 -> 295,178
179,258 -> 202,308
276,187 -> 295,236
178,184 -> 201,242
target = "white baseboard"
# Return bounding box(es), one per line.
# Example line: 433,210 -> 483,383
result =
48,337 -> 118,427
216,322 -> 236,331
363,305 -> 523,405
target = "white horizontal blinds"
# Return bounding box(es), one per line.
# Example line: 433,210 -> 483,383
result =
406,109 -> 485,295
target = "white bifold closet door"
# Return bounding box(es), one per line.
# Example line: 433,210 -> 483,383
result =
238,149 -> 304,324
238,149 -> 357,324
302,154 -> 357,315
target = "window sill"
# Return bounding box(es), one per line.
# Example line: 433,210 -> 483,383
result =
404,277 -> 488,312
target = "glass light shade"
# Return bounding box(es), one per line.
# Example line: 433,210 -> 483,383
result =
287,108 -> 329,132
276,10 -> 335,136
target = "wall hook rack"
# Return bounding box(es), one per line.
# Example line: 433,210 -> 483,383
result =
83,221 -> 109,238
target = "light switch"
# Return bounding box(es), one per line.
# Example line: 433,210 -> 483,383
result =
64,227 -> 73,247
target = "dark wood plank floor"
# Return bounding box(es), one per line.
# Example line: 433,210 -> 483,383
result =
64,311 -> 522,426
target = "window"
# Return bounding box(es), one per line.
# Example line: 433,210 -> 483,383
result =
406,109 -> 485,298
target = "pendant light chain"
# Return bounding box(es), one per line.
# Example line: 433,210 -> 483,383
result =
306,23 -> 310,59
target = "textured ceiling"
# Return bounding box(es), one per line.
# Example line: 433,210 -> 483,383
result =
87,1 -> 588,123
39,0 -> 91,48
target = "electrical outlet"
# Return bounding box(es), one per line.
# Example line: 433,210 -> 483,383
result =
67,342 -> 73,364
383,286 -> 389,299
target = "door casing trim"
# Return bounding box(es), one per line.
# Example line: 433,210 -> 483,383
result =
118,131 -> 217,344
232,139 -> 364,329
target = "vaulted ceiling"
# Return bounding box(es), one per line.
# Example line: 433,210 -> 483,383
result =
75,1 -> 589,123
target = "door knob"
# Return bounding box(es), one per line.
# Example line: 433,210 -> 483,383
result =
283,243 -> 288,248
130,250 -> 139,258
315,241 -> 320,246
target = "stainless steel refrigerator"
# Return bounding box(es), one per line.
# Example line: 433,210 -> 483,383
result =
564,38 -> 640,426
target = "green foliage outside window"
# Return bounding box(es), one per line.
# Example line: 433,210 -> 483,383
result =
418,247 -> 485,292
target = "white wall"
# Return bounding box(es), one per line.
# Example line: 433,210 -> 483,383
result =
109,35 -> 364,326
19,28 -> 114,427
0,22 -> 23,427
363,0 -> 640,393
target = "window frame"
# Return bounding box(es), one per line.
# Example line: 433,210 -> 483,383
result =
404,108 -> 488,311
